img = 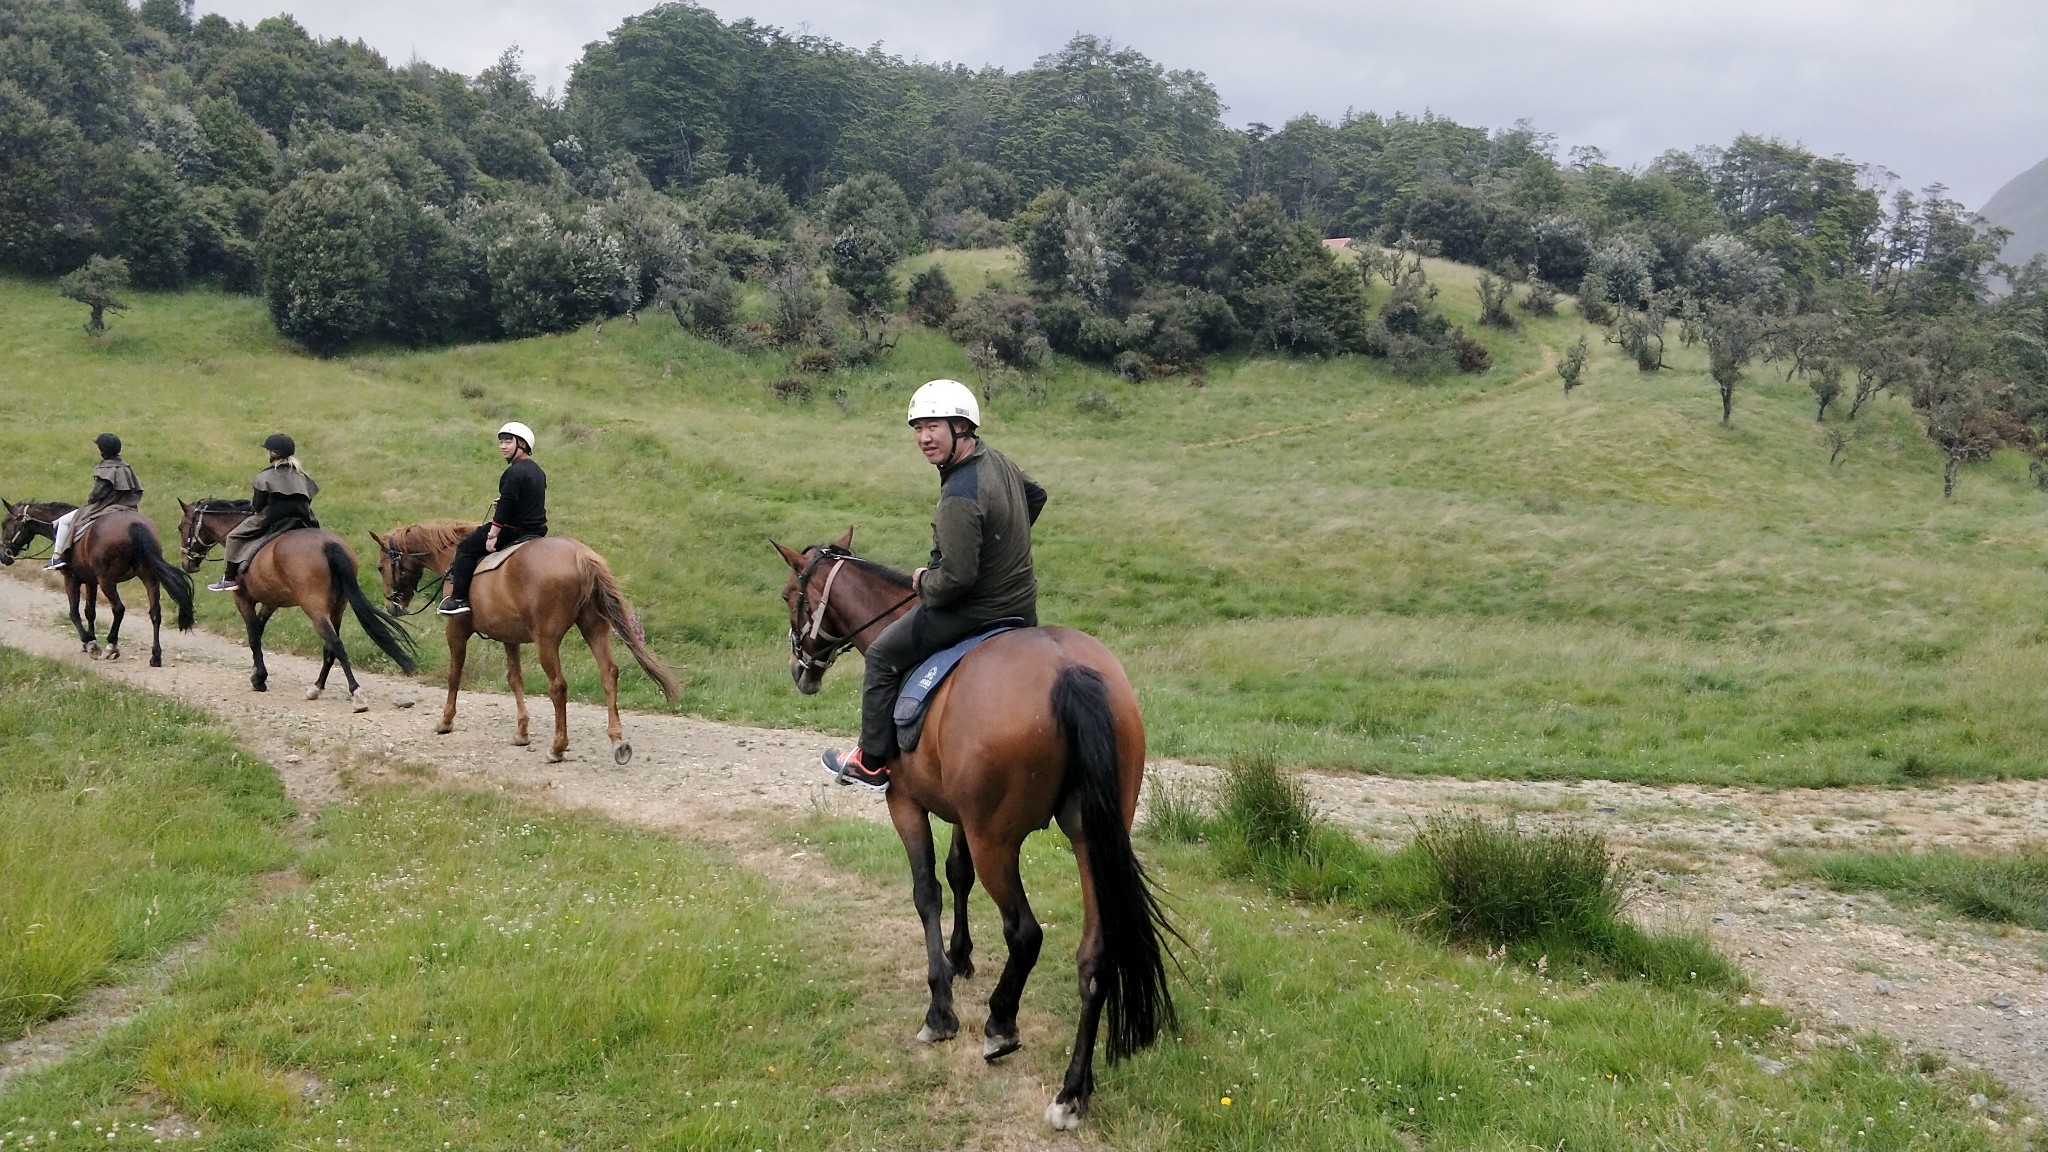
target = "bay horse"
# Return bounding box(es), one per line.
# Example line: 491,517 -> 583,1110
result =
1,500 -> 192,666
177,499 -> 419,710
772,530 -> 1177,1131
370,521 -> 681,763
0,499 -> 74,565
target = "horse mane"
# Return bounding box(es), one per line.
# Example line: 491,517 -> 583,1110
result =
397,520 -> 478,553
810,542 -> 913,588
195,497 -> 254,513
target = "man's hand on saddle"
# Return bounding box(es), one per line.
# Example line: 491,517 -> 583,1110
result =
486,525 -> 500,550
912,567 -> 926,592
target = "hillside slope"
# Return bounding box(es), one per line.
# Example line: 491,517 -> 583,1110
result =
1982,157 -> 2048,267
4,258 -> 2045,787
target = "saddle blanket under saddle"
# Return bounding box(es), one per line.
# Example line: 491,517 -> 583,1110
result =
893,621 -> 1025,753
474,537 -> 533,576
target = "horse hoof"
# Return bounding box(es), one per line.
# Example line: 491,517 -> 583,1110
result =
512,736 -> 530,747
350,693 -> 369,715
104,647 -> 120,662
252,681 -> 267,693
948,955 -> 974,980
149,656 -> 162,668
612,741 -> 632,766
305,686 -> 322,701
546,750 -> 565,764
435,724 -> 453,736
916,1023 -> 957,1045
1045,1100 -> 1085,1131
982,1032 -> 1021,1062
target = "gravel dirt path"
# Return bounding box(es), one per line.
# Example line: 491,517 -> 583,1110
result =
3,570 -> 2042,1114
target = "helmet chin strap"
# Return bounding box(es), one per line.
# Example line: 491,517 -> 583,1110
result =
938,420 -> 973,468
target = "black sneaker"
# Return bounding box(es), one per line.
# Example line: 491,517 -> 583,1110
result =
437,596 -> 471,616
822,747 -> 889,792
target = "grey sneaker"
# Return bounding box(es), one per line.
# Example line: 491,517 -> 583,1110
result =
822,747 -> 889,792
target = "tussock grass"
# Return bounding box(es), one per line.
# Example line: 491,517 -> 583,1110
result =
1778,845 -> 2048,929
1156,763 -> 1737,988
0,646 -> 292,1039
6,269 -> 2048,786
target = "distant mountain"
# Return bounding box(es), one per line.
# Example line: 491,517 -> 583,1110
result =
1981,158 -> 2048,268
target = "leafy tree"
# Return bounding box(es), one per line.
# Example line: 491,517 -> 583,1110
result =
1011,187 -> 1072,286
1476,272 -> 1516,329
0,79 -> 92,273
467,203 -> 628,339
193,94 -> 278,188
110,152 -> 190,289
826,227 -> 900,334
58,253 -> 129,333
824,172 -> 917,255
1105,155 -> 1221,288
1397,183 -> 1489,265
259,165 -> 465,352
1682,233 -> 1782,306
947,287 -> 1049,371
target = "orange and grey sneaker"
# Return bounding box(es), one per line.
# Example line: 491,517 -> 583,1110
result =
821,747 -> 889,792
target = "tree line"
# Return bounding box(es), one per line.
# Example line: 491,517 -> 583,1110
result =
2,0 -> 2042,491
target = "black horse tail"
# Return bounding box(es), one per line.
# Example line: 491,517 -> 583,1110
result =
324,540 -> 418,674
1053,663 -> 1179,1063
580,547 -> 683,702
131,522 -> 194,631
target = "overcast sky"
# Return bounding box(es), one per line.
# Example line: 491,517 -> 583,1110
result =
193,0 -> 2047,209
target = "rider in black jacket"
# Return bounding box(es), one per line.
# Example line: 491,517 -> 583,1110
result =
440,421 -> 548,615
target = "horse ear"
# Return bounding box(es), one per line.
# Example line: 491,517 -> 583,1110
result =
368,529 -> 385,546
1,498 -> 13,513
178,498 -> 189,512
833,525 -> 856,550
771,540 -> 805,571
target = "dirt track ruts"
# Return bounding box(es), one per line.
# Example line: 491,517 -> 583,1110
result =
2,569 -> 2042,1114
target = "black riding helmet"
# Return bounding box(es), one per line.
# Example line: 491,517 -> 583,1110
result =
95,432 -> 121,458
263,433 -> 296,458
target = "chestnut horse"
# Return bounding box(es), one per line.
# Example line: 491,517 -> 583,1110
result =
178,500 -> 418,711
371,521 -> 681,763
773,531 -> 1176,1131
1,500 -> 192,666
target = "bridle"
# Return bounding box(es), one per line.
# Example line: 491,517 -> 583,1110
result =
179,499 -> 249,567
0,504 -> 67,562
379,530 -> 449,616
789,545 -> 917,677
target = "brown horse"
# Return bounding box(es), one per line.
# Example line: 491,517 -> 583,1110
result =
371,521 -> 681,763
0,499 -> 74,565
773,530 -> 1176,1131
1,500 -> 193,666
178,499 -> 418,709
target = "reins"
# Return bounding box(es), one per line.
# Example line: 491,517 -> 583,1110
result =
179,499 -> 250,566
790,546 -> 917,674
381,529 -> 451,616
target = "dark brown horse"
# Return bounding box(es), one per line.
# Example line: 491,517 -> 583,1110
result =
773,530 -> 1176,1131
0,499 -> 73,565
178,499 -> 418,709
2,500 -> 192,666
371,521 -> 681,763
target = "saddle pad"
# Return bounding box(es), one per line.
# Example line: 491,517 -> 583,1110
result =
474,537 -> 532,576
893,622 -> 1024,753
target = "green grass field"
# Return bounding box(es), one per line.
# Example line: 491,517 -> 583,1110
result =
1,653 -> 2027,1148
5,254 -> 2046,787
1776,845 -> 2048,930
0,647 -> 293,1040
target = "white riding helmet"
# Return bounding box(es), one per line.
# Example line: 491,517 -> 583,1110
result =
497,421 -> 536,452
906,379 -> 980,428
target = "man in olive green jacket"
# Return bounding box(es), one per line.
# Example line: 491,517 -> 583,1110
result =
824,380 -> 1047,791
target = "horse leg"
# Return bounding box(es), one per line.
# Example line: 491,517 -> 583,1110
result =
1047,801 -> 1108,1131
437,624 -> 472,735
945,825 -> 977,979
143,572 -> 163,667
239,598 -> 274,691
535,632 -> 571,762
503,643 -> 530,746
102,580 -> 125,662
887,790 -> 958,1044
309,615 -> 338,700
66,575 -> 95,656
971,833 -> 1042,1065
312,607 -> 366,712
576,612 -> 630,765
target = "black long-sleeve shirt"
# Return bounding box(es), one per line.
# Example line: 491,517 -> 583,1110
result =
492,457 -> 548,537
921,441 -> 1044,619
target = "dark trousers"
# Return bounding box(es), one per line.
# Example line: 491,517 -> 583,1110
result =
858,604 -> 1036,762
448,525 -> 542,599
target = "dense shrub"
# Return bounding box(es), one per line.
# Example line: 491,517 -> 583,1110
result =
946,287 -> 1048,371
823,172 -> 918,255
905,265 -> 958,326
464,202 -> 628,339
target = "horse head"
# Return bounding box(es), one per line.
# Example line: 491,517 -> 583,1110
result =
0,500 -> 27,566
772,527 -> 921,696
370,527 -> 424,613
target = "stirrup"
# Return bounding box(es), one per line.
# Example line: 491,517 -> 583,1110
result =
437,597 -> 471,616
822,747 -> 889,792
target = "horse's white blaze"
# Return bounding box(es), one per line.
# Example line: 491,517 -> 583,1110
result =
1045,1101 -> 1082,1131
